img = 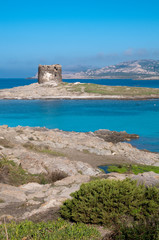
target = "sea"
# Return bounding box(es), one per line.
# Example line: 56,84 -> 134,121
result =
0,78 -> 159,153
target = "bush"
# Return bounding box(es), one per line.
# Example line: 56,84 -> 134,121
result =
114,216 -> 159,240
0,219 -> 100,240
61,178 -> 159,225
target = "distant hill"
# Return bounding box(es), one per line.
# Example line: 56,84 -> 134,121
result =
63,60 -> 159,80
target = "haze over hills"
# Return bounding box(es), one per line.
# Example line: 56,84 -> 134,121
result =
62,60 -> 159,80
31,60 -> 159,80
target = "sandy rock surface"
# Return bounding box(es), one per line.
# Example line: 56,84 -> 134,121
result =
0,125 -> 159,222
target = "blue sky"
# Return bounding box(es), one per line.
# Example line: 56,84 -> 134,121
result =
0,0 -> 159,77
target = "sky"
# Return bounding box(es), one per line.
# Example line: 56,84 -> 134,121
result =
0,0 -> 159,77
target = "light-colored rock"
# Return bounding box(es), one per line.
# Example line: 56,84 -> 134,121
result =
54,174 -> 90,186
131,171 -> 159,186
106,171 -> 159,187
0,183 -> 27,204
0,125 -> 159,222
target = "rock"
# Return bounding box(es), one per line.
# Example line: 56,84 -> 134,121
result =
0,174 -> 93,222
0,125 -> 159,222
131,171 -> 159,186
54,174 -> 90,186
105,171 -> 159,187
19,151 -> 100,176
94,129 -> 139,143
106,172 -> 133,181
38,64 -> 62,85
0,183 -> 27,204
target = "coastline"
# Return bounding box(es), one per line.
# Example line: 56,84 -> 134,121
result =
0,82 -> 159,100
1,96 -> 159,100
0,125 -> 159,222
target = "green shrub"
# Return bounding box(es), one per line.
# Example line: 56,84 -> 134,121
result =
61,179 -> 159,225
0,219 -> 100,240
114,216 -> 159,240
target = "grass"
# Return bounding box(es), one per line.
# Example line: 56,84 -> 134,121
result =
83,149 -> 90,154
0,219 -> 101,240
84,84 -> 159,96
63,83 -> 159,96
107,164 -> 159,175
0,154 -> 67,186
23,142 -> 65,157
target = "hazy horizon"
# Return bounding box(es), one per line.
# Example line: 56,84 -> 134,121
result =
1,0 -> 159,77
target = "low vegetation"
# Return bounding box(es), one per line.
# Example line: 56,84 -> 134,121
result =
107,164 -> 159,174
64,83 -> 159,96
0,154 -> 67,186
61,178 -> 159,225
114,217 -> 159,240
23,142 -> 65,157
0,219 -> 100,240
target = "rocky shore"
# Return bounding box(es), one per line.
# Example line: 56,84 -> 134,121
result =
1,82 -> 159,100
0,125 -> 159,223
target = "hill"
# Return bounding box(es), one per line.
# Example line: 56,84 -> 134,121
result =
63,60 -> 159,80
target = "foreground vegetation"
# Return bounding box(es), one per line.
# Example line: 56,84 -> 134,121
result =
0,154 -> 67,186
0,219 -> 100,240
61,178 -> 159,239
61,179 -> 159,225
107,164 -> 159,174
114,217 -> 159,240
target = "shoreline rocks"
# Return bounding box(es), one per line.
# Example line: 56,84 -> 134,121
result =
93,129 -> 139,143
0,125 -> 159,223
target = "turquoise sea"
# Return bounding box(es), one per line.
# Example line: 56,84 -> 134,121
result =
0,78 -> 159,152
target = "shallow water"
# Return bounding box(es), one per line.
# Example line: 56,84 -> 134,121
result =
0,99 -> 159,152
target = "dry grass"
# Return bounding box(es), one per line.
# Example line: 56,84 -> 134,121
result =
23,142 -> 65,157
62,83 -> 159,97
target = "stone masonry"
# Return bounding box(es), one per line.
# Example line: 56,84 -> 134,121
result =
38,64 -> 62,84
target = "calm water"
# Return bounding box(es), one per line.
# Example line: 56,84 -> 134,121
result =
1,78 -> 159,89
0,99 -> 159,152
0,78 -> 159,152
0,78 -> 37,89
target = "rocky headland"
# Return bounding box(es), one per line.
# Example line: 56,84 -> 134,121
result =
0,125 -> 159,223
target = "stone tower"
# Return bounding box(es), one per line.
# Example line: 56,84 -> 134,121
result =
38,64 -> 62,84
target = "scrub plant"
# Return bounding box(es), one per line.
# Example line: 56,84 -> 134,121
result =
61,178 -> 159,225
0,219 -> 100,240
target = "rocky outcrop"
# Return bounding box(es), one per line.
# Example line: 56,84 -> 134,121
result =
94,129 -> 139,143
0,125 -> 159,168
0,175 -> 91,223
105,171 -> 159,187
38,64 -> 62,85
0,125 -> 159,223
